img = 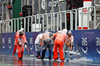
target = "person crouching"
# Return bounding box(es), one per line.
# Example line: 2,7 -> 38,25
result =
15,30 -> 27,60
41,31 -> 53,60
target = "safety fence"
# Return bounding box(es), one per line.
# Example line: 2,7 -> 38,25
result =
78,6 -> 96,29
0,6 -> 96,33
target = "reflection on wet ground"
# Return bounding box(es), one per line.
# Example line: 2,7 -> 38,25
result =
0,54 -> 99,66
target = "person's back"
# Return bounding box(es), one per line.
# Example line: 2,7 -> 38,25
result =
42,32 -> 52,40
35,34 -> 43,44
54,31 -> 67,44
53,29 -> 67,61
41,32 -> 53,60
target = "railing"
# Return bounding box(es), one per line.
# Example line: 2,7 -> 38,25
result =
0,6 -> 96,33
78,6 -> 96,29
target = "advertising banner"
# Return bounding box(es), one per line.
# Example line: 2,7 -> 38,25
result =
24,32 -> 40,55
72,29 -> 100,61
0,30 -> 100,61
0,33 -> 15,53
0,32 -> 41,56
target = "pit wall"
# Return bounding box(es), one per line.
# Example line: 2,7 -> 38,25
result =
0,30 -> 100,61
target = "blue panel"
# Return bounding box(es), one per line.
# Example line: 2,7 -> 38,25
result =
0,30 -> 100,61
24,32 -> 40,55
72,30 -> 100,61
0,33 -> 15,53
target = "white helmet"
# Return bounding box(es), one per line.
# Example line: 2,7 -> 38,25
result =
20,28 -> 24,32
19,30 -> 24,34
62,29 -> 68,33
68,30 -> 72,34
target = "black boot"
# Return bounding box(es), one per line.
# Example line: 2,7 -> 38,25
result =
49,50 -> 51,60
21,57 -> 23,59
37,52 -> 40,59
41,49 -> 46,60
19,58 -> 22,60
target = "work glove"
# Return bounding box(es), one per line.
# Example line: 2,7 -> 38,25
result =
24,42 -> 27,48
25,45 -> 27,48
18,42 -> 22,45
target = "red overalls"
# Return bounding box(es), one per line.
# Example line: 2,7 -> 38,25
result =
13,31 -> 26,54
15,34 -> 27,59
53,31 -> 67,61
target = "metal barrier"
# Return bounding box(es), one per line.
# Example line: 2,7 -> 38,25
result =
0,6 -> 97,33
78,6 -> 96,29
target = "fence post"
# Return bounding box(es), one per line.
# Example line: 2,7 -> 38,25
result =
46,13 -> 48,31
53,13 -> 55,31
24,18 -> 26,32
14,19 -> 16,32
28,17 -> 29,32
11,20 -> 13,33
65,11 -> 67,29
42,14 -> 44,31
94,7 -> 96,29
31,16 -> 33,32
35,15 -> 37,31
60,12 -> 62,30
51,13 -> 53,31
81,8 -> 83,30
17,19 -> 19,31
70,10 -> 73,30
75,9 -> 77,30
2,20 -> 4,33
5,21 -> 7,33
39,14 -> 41,31
57,12 -> 59,31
